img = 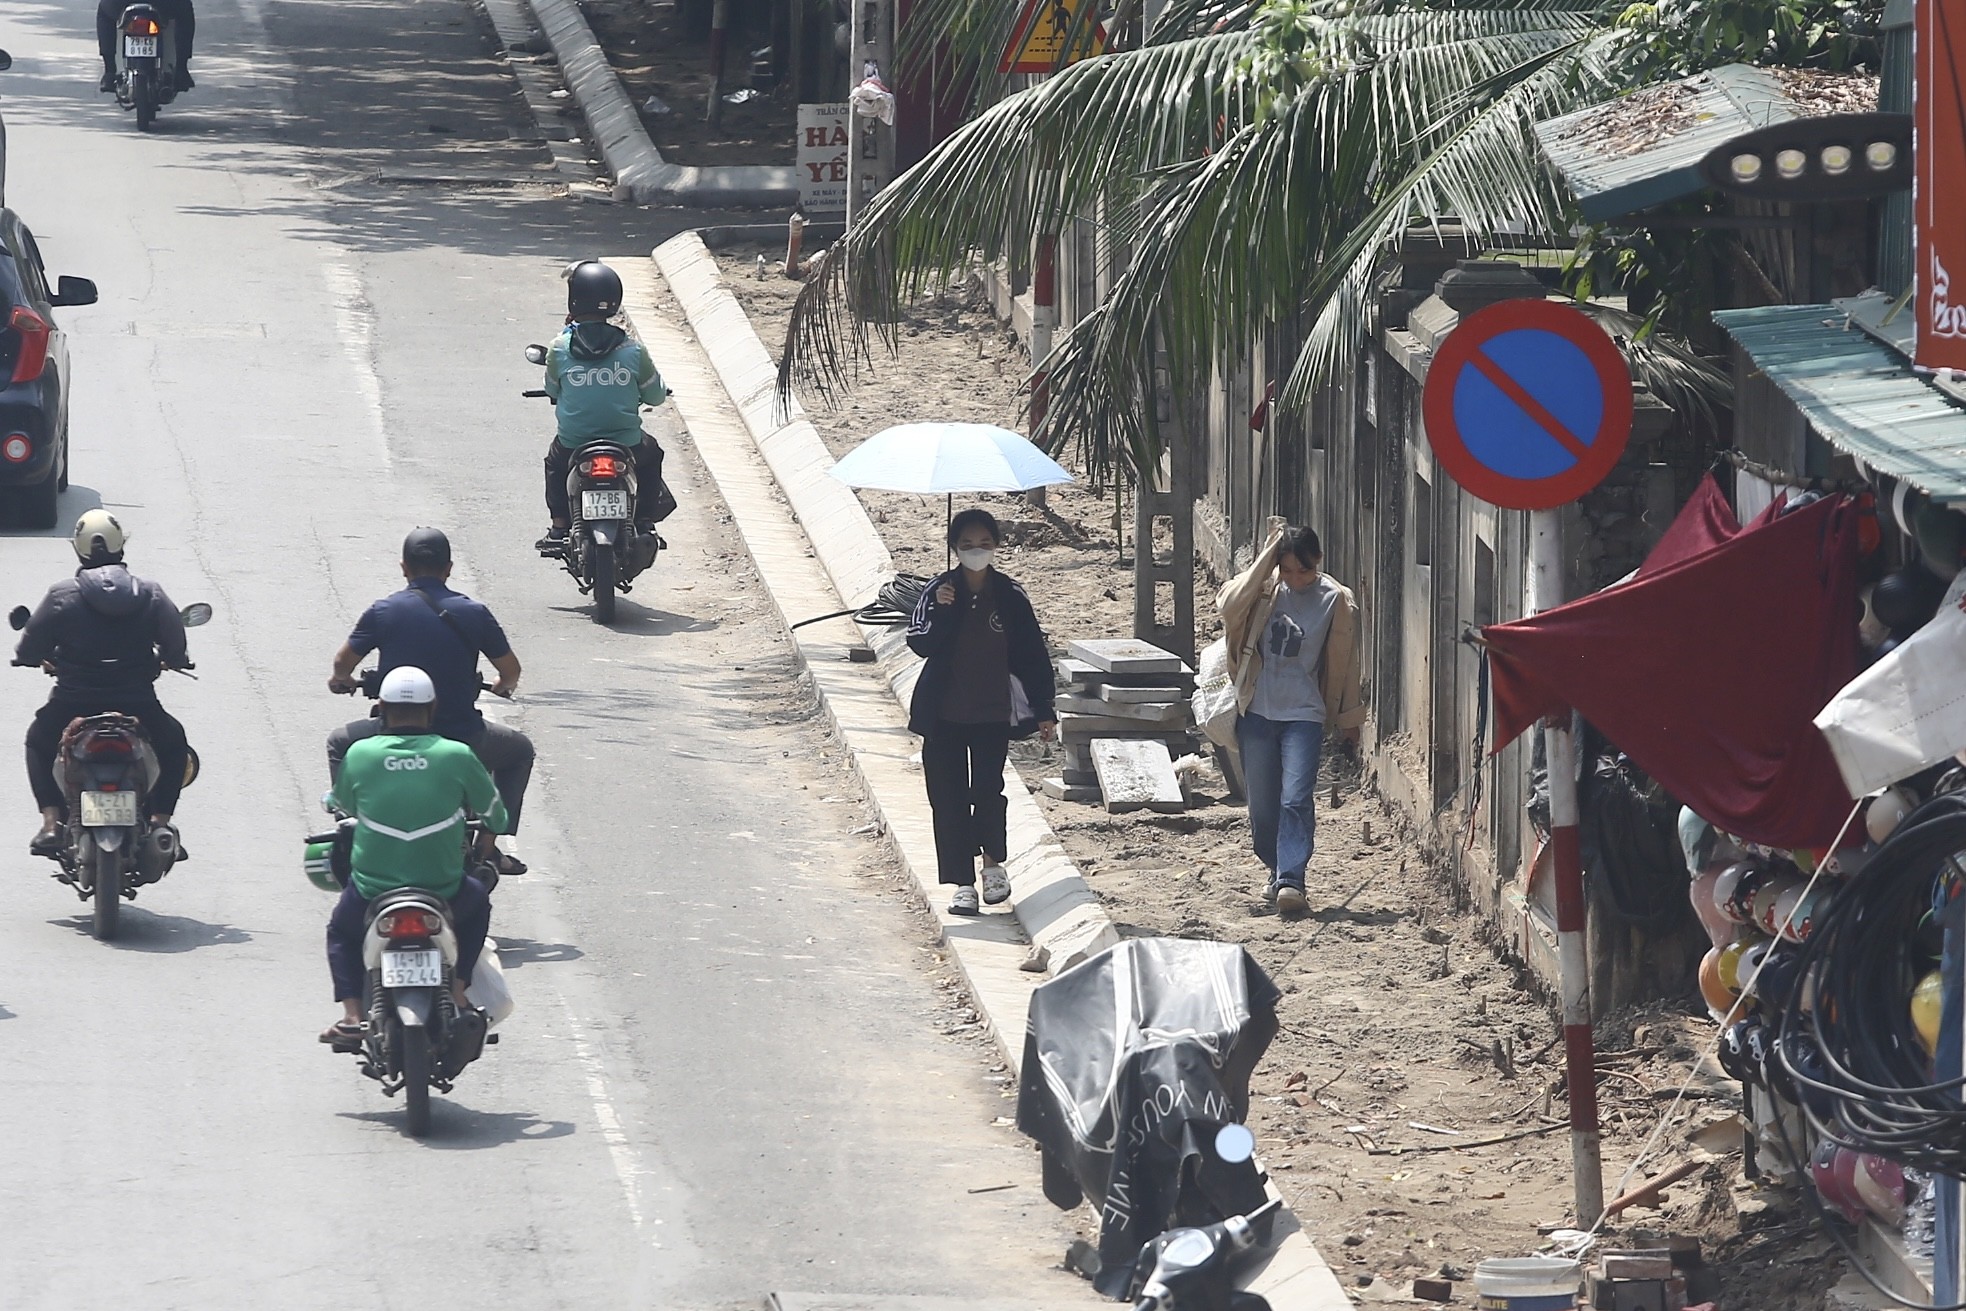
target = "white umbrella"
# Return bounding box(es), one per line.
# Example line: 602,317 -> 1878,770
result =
830,422 -> 1074,495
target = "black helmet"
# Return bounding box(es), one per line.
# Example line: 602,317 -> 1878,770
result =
565,260 -> 623,318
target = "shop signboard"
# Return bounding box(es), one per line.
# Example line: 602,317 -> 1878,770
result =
1420,299 -> 1634,511
1916,0 -> 1966,370
797,103 -> 849,217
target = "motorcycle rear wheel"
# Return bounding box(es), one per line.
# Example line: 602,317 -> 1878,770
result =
590,543 -> 617,625
134,70 -> 155,130
400,1021 -> 433,1137
90,843 -> 121,941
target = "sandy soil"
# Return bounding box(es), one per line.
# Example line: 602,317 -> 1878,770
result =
582,0 -> 794,167
709,243 -> 1852,1309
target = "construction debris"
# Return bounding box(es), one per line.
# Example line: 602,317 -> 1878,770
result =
1047,640 -> 1197,812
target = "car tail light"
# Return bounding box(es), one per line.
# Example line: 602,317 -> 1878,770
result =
379,909 -> 440,939
126,16 -> 160,34
0,433 -> 26,463
10,308 -> 50,385
580,454 -> 620,478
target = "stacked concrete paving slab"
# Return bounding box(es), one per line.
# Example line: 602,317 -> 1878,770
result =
1048,638 -> 1195,811
641,232 -> 1355,1311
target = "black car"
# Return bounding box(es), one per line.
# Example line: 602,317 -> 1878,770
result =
0,210 -> 95,529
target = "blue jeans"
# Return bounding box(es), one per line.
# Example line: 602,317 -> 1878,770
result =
1237,713 -> 1324,889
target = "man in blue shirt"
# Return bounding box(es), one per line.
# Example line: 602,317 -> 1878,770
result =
325,528 -> 534,876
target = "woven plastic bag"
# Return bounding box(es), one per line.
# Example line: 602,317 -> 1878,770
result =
1192,637 -> 1238,750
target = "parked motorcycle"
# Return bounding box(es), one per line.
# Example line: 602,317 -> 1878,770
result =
111,2 -> 182,131
1125,1125 -> 1279,1311
523,343 -> 663,625
7,600 -> 210,939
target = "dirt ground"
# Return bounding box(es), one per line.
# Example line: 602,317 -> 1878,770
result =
709,243 -> 1855,1309
582,0 -> 795,166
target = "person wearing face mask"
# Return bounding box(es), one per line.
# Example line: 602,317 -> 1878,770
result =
1216,524 -> 1365,915
905,508 -> 1058,915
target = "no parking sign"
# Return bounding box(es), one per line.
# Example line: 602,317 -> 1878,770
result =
1421,299 -> 1634,511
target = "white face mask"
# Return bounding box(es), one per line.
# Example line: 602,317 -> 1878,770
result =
957,546 -> 996,572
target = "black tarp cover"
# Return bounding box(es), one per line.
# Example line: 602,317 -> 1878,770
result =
1016,938 -> 1281,1297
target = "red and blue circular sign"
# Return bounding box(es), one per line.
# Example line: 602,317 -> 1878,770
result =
1421,299 -> 1634,511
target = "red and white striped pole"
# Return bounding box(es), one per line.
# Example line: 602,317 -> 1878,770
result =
1531,507 -> 1604,1225
1027,232 -> 1057,509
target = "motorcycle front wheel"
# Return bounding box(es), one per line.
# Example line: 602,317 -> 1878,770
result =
133,69 -> 155,130
90,842 -> 121,940
590,542 -> 617,625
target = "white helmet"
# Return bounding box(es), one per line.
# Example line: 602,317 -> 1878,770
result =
72,509 -> 127,565
378,666 -> 437,705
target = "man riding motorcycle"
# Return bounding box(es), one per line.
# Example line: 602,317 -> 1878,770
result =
533,259 -> 670,553
16,510 -> 192,858
96,0 -> 196,92
321,666 -> 502,1050
327,527 -> 532,877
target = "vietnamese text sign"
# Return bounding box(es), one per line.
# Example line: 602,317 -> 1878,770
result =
797,103 -> 849,216
1917,0 -> 1966,369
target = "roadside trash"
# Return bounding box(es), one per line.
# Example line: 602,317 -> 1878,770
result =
1475,1256 -> 1581,1310
850,73 -> 895,124
643,94 -> 672,115
723,88 -> 762,105
548,88 -> 570,99
1017,938 -> 1279,1298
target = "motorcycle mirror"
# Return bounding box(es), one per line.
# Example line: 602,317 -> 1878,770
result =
1213,1123 -> 1256,1165
180,603 -> 214,628
0,50 -> 14,73
524,344 -> 548,365
7,605 -> 27,632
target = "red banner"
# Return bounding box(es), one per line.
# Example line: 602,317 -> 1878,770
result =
1917,0 -> 1966,369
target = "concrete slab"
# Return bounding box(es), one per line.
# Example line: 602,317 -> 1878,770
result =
1055,694 -> 1185,725
1101,684 -> 1187,704
1067,638 -> 1192,675
1092,740 -> 1184,814
1040,777 -> 1100,803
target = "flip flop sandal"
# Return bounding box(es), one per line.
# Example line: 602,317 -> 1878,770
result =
319,1020 -> 365,1053
493,853 -> 528,876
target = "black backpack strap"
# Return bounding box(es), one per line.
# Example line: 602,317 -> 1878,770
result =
411,586 -> 474,650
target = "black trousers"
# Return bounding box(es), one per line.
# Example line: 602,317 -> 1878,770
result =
326,717 -> 534,834
97,0 -> 195,73
921,720 -> 1012,886
26,690 -> 189,817
544,438 -> 664,524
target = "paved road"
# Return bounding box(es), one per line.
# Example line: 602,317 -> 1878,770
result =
0,2 -> 1093,1306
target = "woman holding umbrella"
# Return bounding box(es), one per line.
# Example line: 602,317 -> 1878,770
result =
906,509 -> 1058,915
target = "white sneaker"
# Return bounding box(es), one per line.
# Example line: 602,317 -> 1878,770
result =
949,885 -> 980,915
1275,884 -> 1309,915
980,863 -> 1011,905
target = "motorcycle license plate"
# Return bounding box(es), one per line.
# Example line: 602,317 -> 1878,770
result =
582,489 -> 630,520
124,35 -> 158,57
79,791 -> 139,826
381,949 -> 443,988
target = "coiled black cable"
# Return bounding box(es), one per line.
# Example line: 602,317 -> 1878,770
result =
1772,793 -> 1966,1173
789,573 -> 932,630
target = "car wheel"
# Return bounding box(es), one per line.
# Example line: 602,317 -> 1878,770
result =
56,428 -> 68,493
21,465 -> 57,529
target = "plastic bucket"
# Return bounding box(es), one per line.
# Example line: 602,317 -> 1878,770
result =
1474,1257 -> 1580,1311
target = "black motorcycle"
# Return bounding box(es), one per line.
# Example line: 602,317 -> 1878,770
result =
111,2 -> 182,131
523,344 -> 665,625
1125,1125 -> 1278,1311
8,600 -> 209,939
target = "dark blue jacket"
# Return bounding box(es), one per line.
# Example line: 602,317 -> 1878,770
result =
345,579 -> 511,739
905,568 -> 1055,740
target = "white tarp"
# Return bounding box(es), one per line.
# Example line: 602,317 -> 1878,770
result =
1815,572 -> 1966,796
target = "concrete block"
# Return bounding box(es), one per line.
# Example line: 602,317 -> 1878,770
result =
1062,767 -> 1098,786
1060,712 -> 1177,735
1054,694 -> 1186,725
1092,739 -> 1184,814
1067,637 -> 1191,675
1056,657 -> 1106,688
1039,777 -> 1100,803
1101,684 -> 1187,704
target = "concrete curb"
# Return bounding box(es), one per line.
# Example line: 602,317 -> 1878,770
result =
474,0 -> 601,187
514,0 -> 797,206
637,232 -> 1354,1311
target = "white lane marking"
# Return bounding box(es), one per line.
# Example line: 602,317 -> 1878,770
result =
321,253 -> 394,473
559,994 -> 660,1243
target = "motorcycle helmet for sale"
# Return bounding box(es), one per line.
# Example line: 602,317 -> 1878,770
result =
1718,1018 -> 1764,1084
1913,970 -> 1943,1057
1867,786 -> 1918,844
565,259 -> 624,318
1698,947 -> 1736,1016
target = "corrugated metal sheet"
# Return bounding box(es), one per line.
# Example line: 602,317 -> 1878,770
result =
1715,305 -> 1966,503
1535,65 -> 1805,222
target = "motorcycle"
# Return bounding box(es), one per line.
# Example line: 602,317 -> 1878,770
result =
111,2 -> 182,131
311,666 -> 501,1137
1124,1125 -> 1279,1311
7,600 -> 210,940
523,343 -> 665,625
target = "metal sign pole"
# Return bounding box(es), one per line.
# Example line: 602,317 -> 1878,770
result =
1531,508 -> 1604,1225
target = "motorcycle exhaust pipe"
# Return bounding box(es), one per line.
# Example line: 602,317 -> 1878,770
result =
137,825 -> 177,882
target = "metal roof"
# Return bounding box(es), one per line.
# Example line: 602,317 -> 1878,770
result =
1535,65 -> 1817,222
1715,304 -> 1966,504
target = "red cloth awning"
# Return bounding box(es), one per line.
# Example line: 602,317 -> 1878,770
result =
1483,476 -> 1860,848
